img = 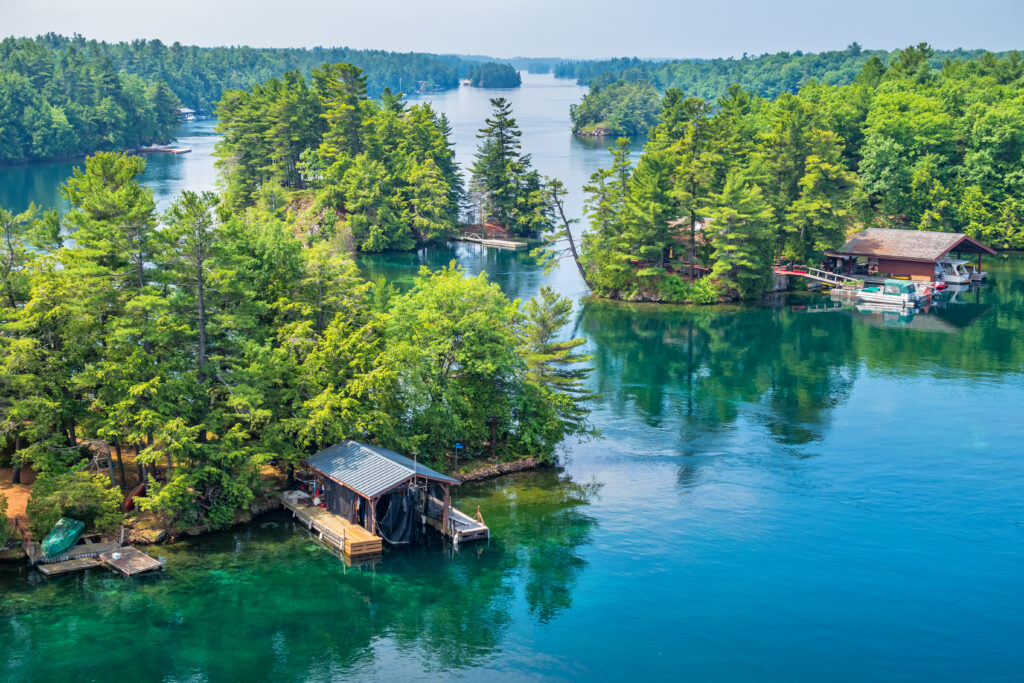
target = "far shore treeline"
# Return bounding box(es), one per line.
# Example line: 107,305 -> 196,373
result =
0,34 -> 520,164
575,44 -> 1024,303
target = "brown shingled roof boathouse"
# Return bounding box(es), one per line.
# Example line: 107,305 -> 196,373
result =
281,439 -> 489,561
825,228 -> 996,285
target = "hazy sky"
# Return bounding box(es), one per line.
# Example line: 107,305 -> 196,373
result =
3,0 -> 1021,59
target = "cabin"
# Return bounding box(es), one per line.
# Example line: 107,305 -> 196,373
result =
282,440 -> 488,559
177,107 -> 197,121
825,228 -> 995,283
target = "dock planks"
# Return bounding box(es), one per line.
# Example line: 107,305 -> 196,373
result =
36,557 -> 103,576
99,546 -> 163,576
282,493 -> 383,558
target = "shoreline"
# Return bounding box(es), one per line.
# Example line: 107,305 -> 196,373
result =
0,455 -> 551,557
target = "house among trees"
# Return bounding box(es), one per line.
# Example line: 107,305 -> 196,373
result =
825,228 -> 996,282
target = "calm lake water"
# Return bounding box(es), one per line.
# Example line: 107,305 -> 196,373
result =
2,74 -> 1024,681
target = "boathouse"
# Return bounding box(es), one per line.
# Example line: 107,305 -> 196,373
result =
283,440 -> 488,557
825,228 -> 995,282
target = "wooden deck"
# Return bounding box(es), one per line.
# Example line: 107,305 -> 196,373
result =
28,539 -> 120,566
99,546 -> 163,576
282,491 -> 382,558
452,234 -> 527,250
424,495 -> 490,547
36,557 -> 104,576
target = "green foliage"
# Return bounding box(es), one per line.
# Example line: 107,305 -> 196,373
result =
467,63 -> 521,88
579,45 -> 1024,304
0,38 -> 180,163
1,150 -> 596,529
25,470 -> 124,539
215,64 -> 462,252
469,98 -> 553,237
570,79 -> 660,136
558,44 -> 999,107
0,495 -> 11,547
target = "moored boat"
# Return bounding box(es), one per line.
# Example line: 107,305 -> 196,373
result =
855,279 -> 922,308
936,258 -> 972,284
40,517 -> 85,558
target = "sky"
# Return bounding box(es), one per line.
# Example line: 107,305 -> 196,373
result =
2,0 -> 1022,59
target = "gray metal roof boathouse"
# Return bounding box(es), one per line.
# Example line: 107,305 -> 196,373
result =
281,440 -> 488,558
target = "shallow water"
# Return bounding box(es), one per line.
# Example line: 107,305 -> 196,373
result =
2,75 -> 1024,681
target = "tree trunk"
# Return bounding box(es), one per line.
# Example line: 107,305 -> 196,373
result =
114,442 -> 126,489
553,189 -> 592,290
689,216 -> 697,281
105,443 -> 117,487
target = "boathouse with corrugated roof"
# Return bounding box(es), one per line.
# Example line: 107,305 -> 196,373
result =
283,440 -> 488,556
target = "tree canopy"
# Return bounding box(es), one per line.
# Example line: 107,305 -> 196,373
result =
0,153 -> 594,533
579,45 -> 1024,303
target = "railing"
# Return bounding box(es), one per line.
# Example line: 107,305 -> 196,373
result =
776,265 -> 860,286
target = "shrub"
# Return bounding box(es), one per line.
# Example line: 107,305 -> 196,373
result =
689,276 -> 723,304
25,471 -> 124,539
0,495 -> 12,547
656,274 -> 694,302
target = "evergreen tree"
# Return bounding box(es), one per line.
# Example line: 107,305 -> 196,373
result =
703,173 -> 775,299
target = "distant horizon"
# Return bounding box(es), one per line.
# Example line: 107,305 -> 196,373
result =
3,0 -> 1021,60
1,32 -> 1018,64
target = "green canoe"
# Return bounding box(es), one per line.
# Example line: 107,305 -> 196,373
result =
41,517 -> 85,558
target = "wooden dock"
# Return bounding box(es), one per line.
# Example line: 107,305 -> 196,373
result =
282,491 -> 382,558
424,495 -> 490,547
27,539 -> 120,566
452,234 -> 526,250
99,546 -> 163,576
36,557 -> 104,576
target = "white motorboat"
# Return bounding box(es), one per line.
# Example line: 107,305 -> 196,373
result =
855,279 -> 922,308
936,258 -> 972,284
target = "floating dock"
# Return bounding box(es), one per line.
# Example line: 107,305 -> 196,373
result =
452,234 -> 526,250
424,495 -> 489,546
26,538 -> 119,566
35,557 -> 104,576
282,491 -> 383,558
98,546 -> 163,576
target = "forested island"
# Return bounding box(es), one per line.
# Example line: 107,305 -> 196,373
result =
576,44 -> 1024,303
0,148 -> 594,537
467,62 -> 522,88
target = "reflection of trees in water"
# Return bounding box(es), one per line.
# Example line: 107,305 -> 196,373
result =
0,469 -> 599,680
581,301 -> 859,447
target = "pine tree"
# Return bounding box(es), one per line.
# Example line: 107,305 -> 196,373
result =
523,286 -> 598,440
703,172 -> 775,299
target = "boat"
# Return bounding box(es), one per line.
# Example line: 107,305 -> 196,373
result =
936,258 -> 972,285
964,263 -> 988,282
855,279 -> 922,308
40,517 -> 85,558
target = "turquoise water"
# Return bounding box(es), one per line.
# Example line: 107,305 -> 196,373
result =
2,75 -> 1024,681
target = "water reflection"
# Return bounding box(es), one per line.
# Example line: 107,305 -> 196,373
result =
582,301 -> 859,447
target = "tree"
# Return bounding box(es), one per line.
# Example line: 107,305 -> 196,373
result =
522,286 -> 598,440
703,172 -> 775,299
621,149 -> 677,269
783,129 -> 857,263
